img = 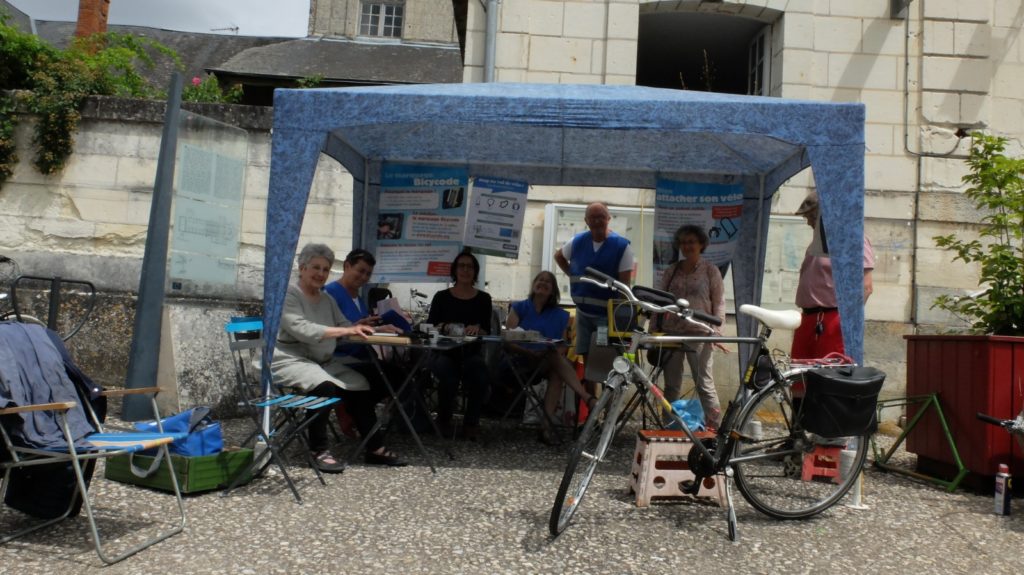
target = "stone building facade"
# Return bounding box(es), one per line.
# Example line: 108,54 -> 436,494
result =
3,0 -> 1022,409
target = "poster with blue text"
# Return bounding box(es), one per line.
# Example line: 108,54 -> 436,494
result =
653,179 -> 744,286
374,163 -> 469,283
462,177 -> 528,259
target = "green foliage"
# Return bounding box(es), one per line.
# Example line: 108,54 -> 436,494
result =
932,133 -> 1024,336
182,74 -> 243,104
0,13 -> 244,180
296,74 -> 324,89
0,92 -> 17,184
0,12 -> 57,90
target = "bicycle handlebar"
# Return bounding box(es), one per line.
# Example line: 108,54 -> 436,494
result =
580,266 -> 723,327
977,412 -> 1008,427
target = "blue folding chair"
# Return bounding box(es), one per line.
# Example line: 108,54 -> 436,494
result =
221,317 -> 342,503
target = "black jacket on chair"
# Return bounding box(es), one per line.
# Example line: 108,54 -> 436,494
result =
0,322 -> 105,518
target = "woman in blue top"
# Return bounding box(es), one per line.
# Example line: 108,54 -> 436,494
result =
324,248 -> 407,444
506,271 -> 595,445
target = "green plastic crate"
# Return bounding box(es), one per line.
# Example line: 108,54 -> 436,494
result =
104,447 -> 254,494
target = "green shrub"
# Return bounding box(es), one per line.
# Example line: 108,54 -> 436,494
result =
0,11 -> 242,182
182,74 -> 243,104
932,133 -> 1024,336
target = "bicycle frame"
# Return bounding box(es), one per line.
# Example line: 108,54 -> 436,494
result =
600,324 -> 782,479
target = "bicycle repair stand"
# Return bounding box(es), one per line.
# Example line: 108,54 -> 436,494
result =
871,393 -> 969,492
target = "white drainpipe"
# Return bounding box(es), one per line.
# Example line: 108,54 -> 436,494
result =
484,0 -> 500,82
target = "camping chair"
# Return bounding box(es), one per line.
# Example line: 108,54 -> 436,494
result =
221,317 -> 342,503
0,326 -> 186,564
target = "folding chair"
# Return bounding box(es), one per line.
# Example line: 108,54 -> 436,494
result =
221,317 -> 342,503
0,324 -> 186,565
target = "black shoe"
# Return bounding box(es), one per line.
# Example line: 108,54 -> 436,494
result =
537,427 -> 559,446
312,451 -> 345,474
364,450 -> 408,467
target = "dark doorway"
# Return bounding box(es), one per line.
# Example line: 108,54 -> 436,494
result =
637,10 -> 772,95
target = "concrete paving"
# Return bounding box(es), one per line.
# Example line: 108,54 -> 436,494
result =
2,418 -> 1022,574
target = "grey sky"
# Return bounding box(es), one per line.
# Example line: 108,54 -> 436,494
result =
8,0 -> 310,37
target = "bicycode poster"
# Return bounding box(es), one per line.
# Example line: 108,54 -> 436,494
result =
372,163 -> 469,283
653,179 -> 744,285
462,176 -> 528,259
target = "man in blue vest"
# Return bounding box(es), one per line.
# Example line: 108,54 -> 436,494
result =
554,202 -> 635,364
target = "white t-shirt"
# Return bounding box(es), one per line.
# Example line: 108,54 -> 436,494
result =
560,236 -> 635,273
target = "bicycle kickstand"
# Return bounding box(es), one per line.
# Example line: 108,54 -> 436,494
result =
724,466 -> 739,542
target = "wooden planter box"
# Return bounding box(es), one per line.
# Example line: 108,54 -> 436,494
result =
905,334 -> 1024,489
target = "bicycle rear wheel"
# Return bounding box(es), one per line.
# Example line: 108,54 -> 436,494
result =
549,380 -> 625,537
731,374 -> 869,519
0,311 -> 45,327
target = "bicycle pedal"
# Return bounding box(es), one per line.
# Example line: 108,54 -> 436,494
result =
678,479 -> 701,495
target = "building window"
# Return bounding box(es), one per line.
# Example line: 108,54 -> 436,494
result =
747,27 -> 770,96
360,1 -> 404,38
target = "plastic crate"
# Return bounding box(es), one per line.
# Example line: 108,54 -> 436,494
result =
104,447 -> 253,494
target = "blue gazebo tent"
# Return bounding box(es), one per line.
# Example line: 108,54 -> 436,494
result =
263,83 -> 867,388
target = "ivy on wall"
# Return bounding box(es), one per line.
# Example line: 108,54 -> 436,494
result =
0,11 -> 243,186
0,93 -> 16,182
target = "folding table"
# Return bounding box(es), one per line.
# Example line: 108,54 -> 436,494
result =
483,335 -> 571,433
340,334 -> 472,472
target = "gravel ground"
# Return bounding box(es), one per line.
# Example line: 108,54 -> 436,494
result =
2,415 -> 1022,574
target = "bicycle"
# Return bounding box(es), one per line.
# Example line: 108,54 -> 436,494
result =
0,254 -> 96,339
978,408 -> 1024,452
549,267 -> 883,541
0,254 -> 44,326
408,288 -> 431,325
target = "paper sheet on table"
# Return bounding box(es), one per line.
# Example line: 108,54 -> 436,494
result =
375,297 -> 404,315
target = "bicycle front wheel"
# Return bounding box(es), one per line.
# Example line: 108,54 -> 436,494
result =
549,380 -> 624,537
731,374 -> 869,519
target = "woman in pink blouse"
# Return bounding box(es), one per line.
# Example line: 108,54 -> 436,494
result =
657,225 -> 726,429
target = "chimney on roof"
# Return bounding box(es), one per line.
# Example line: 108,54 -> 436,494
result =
74,0 -> 111,38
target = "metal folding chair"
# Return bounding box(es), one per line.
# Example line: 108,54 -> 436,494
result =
221,317 -> 342,503
0,324 -> 186,565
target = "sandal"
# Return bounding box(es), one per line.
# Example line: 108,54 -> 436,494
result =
537,426 -> 559,446
365,448 -> 408,467
312,451 -> 345,474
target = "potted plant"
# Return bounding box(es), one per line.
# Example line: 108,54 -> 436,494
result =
905,132 -> 1024,489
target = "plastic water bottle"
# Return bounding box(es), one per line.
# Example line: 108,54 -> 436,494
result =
995,463 -> 1012,516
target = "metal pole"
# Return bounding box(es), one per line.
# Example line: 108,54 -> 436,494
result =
122,72 -> 182,420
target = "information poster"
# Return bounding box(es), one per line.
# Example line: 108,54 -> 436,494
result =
653,179 -> 744,285
373,163 -> 469,282
462,176 -> 528,259
170,143 -> 245,290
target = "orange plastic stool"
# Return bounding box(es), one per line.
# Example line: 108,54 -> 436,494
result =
801,445 -> 843,483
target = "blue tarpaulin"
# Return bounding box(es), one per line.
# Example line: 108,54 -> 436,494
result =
263,83 -> 866,390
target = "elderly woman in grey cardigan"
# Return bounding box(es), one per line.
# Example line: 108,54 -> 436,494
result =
271,243 -> 406,470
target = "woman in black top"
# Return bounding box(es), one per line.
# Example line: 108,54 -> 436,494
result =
427,250 -> 492,440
